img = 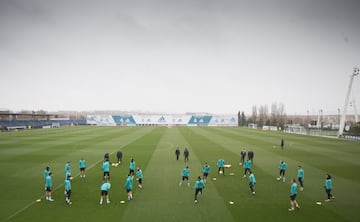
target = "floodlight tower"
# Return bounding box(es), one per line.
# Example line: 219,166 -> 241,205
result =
351,100 -> 359,123
338,67 -> 359,137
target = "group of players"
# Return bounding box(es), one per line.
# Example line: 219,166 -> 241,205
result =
99,151 -> 144,204
176,145 -> 335,210
43,150 -> 145,205
43,158 -> 85,205
43,144 -> 335,209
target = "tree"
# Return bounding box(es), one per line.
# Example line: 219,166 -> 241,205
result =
277,103 -> 286,129
270,102 -> 277,126
249,106 -> 257,124
241,111 -> 246,126
258,104 -> 269,127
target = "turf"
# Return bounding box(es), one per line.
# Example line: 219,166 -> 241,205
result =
0,126 -> 359,222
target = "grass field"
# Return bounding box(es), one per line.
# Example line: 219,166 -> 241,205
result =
0,126 -> 359,222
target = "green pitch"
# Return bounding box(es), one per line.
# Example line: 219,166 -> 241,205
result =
0,126 -> 359,222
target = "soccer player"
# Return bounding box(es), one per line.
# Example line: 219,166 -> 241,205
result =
324,174 -> 335,201
194,176 -> 205,204
117,150 -> 123,163
202,162 -> 211,181
44,166 -> 51,180
175,147 -> 180,160
136,167 -> 143,189
102,159 -> 110,181
45,172 -> 54,201
289,179 -> 300,211
297,165 -> 304,191
243,159 -> 252,178
64,175 -> 72,205
249,171 -> 256,195
65,168 -> 72,180
79,157 -> 86,178
179,166 -> 190,187
240,149 -> 246,165
129,158 -> 136,176
65,161 -> 71,178
217,158 -> 225,175
99,180 -> 111,205
125,174 -> 134,200
277,160 -> 287,182
184,148 -> 189,162
44,166 -> 51,198
281,138 -> 284,149
104,153 -> 110,162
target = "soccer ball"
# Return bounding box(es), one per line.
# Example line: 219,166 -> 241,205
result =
219,170 -> 223,174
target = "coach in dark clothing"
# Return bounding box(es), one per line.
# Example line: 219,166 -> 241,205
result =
117,150 -> 123,163
184,148 -> 189,162
175,147 -> 180,160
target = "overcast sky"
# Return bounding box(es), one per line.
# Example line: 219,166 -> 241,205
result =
1,0 -> 359,115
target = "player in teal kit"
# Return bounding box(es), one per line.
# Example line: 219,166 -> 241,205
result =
45,172 -> 54,201
277,160 -> 287,182
64,175 -> 72,205
243,159 -> 252,178
288,179 -> 300,211
44,166 -> 51,180
249,171 -> 256,195
65,161 -> 72,180
202,162 -> 211,181
65,168 -> 72,180
179,166 -> 190,187
129,158 -> 136,176
297,166 -> 304,191
324,174 -> 335,201
194,176 -> 205,204
79,158 -> 86,178
102,160 -> 110,181
217,158 -> 225,175
125,174 -> 134,200
100,181 -> 111,205
136,167 -> 143,189
65,161 -> 71,173
43,166 -> 51,197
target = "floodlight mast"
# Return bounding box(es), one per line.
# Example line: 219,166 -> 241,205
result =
353,100 -> 359,123
338,67 -> 359,137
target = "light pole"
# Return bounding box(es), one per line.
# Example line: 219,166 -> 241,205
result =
338,67 -> 359,137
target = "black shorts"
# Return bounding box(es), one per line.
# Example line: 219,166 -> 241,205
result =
182,176 -> 189,180
65,190 -> 71,197
80,167 -> 86,171
46,187 -> 52,192
103,172 -> 110,177
126,189 -> 132,192
129,169 -> 134,174
101,190 -> 108,196
280,169 -> 285,175
203,172 -> 209,177
290,194 -> 297,201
